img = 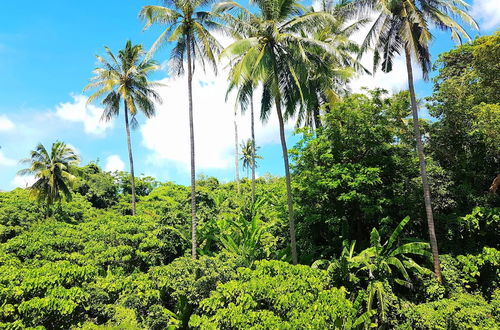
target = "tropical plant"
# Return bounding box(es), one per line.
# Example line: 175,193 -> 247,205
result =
353,217 -> 431,324
18,142 -> 80,217
140,0 -> 222,259
217,0 -> 338,264
297,0 -> 368,130
84,40 -> 161,216
353,0 -> 479,281
227,78 -> 258,201
240,138 -> 262,179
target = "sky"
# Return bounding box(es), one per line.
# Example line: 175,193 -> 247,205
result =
0,0 -> 498,190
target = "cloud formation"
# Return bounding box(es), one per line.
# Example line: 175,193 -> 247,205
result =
0,115 -> 15,132
55,94 -> 114,136
11,174 -> 36,189
140,62 -> 296,172
472,0 -> 500,30
0,150 -> 16,167
105,154 -> 125,172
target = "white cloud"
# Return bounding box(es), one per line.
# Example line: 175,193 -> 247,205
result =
141,67 -> 294,171
472,0 -> 500,30
0,150 -> 16,167
0,115 -> 14,132
55,94 -> 114,136
11,174 -> 36,188
104,155 -> 125,172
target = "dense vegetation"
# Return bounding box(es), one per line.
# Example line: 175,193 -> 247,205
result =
1,0 -> 499,328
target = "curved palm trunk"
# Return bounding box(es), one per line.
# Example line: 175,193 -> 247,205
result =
250,95 -> 256,203
275,97 -> 298,265
187,34 -> 198,259
124,103 -> 137,216
405,48 -> 441,281
234,110 -> 240,194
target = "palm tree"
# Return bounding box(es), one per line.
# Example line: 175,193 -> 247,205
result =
240,138 -> 262,179
234,108 -> 241,194
84,41 -> 161,216
298,0 -> 369,129
227,79 -> 258,201
217,0 -> 338,264
352,0 -> 478,281
140,0 -> 222,259
18,142 -> 80,217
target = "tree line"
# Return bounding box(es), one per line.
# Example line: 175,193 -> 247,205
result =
18,0 -> 481,282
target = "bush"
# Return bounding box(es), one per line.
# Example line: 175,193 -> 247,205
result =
190,260 -> 358,329
401,293 -> 497,329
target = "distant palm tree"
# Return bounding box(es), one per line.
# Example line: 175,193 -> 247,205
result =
227,79 -> 258,201
234,108 -> 240,194
140,0 -> 222,259
217,0 -> 338,264
352,0 -> 478,281
84,41 -> 161,216
18,141 -> 80,217
240,138 -> 262,179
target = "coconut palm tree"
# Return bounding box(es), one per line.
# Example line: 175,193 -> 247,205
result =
298,0 -> 369,129
18,141 -> 80,217
234,108 -> 241,194
227,78 -> 258,201
217,0 -> 338,264
352,0 -> 478,281
140,0 -> 222,259
84,41 -> 161,216
240,138 -> 262,179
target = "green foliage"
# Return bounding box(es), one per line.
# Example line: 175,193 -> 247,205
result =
292,91 -> 428,258
190,260 -> 360,329
429,31 -> 500,210
401,293 -> 497,329
75,163 -> 119,209
0,189 -> 44,242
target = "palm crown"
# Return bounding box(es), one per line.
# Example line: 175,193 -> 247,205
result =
84,41 -> 161,124
140,0 -> 223,76
357,0 -> 478,78
18,142 -> 80,205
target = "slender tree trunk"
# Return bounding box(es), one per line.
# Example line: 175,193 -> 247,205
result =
275,97 -> 298,265
250,95 -> 256,203
405,48 -> 441,281
234,110 -> 240,194
187,34 -> 198,259
124,102 -> 137,216
313,107 -> 322,130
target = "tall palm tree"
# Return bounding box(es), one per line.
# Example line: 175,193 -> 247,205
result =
217,0 -> 338,264
18,141 -> 80,217
227,78 -> 258,201
84,41 -> 161,216
234,108 -> 241,194
352,0 -> 478,281
140,0 -> 222,259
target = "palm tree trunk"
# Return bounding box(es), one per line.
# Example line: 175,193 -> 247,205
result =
124,102 -> 137,216
275,97 -> 298,265
313,107 -> 322,130
250,95 -> 256,203
187,33 -> 198,259
234,110 -> 240,194
405,47 -> 441,282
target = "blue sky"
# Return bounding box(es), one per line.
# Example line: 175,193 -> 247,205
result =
0,0 -> 498,190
